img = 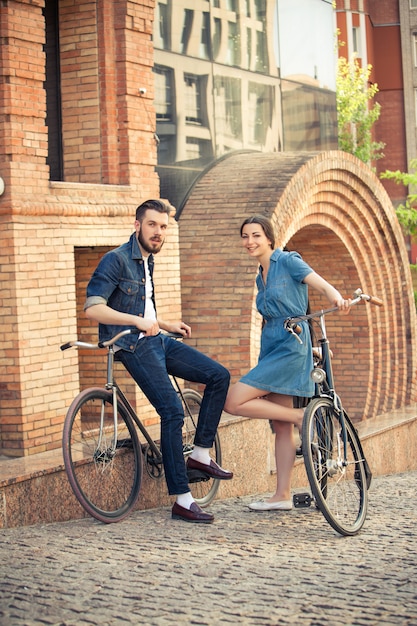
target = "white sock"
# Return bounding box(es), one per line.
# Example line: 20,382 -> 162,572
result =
190,445 -> 211,465
176,492 -> 194,510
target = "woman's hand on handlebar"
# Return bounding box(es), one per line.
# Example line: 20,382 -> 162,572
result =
334,295 -> 351,314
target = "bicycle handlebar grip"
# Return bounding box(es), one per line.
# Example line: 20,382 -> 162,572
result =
369,295 -> 384,307
60,342 -> 72,351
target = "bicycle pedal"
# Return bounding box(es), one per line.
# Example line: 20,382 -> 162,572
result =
293,492 -> 312,508
187,469 -> 210,483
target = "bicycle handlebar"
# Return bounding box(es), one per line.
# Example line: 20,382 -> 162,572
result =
60,329 -> 184,351
284,289 -> 383,342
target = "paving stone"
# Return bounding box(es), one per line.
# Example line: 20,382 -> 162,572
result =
1,472 -> 417,625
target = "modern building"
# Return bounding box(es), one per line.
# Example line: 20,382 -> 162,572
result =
153,0 -> 338,211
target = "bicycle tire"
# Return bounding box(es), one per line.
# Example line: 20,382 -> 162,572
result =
302,397 -> 368,536
181,388 -> 221,507
62,387 -> 143,523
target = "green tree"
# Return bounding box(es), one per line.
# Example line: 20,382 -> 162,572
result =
380,160 -> 417,240
336,56 -> 385,164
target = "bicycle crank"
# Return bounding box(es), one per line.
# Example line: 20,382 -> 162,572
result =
144,444 -> 164,479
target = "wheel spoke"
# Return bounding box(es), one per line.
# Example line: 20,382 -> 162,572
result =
62,389 -> 142,523
302,397 -> 368,536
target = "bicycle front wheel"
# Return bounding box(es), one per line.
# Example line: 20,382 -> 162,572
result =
181,388 -> 221,507
302,397 -> 368,536
62,388 -> 142,523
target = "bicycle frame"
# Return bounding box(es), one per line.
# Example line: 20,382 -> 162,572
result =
284,289 -> 383,463
104,343 -> 170,470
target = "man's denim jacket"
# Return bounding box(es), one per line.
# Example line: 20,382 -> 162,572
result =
84,232 -> 155,352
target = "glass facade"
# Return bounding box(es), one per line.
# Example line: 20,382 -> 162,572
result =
154,0 -> 337,211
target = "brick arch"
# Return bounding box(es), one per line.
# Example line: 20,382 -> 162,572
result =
178,150 -> 417,422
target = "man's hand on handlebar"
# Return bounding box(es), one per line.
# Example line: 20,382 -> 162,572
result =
159,320 -> 192,338
139,319 -> 161,336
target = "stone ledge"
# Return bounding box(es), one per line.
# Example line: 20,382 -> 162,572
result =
0,407 -> 416,528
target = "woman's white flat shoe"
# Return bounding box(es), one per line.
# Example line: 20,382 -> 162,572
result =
248,499 -> 293,511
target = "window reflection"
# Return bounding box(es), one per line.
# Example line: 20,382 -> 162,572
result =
154,0 -> 338,210
181,9 -> 193,54
184,75 -> 203,125
200,12 -> 211,59
154,66 -> 173,122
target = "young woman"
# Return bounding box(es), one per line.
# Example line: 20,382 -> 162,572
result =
224,215 -> 350,511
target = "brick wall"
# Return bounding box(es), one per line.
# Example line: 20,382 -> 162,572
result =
0,0 -> 161,456
179,150 -> 417,423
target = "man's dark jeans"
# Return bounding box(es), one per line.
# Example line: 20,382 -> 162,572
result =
116,334 -> 230,495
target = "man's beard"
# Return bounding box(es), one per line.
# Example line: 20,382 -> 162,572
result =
138,230 -> 164,254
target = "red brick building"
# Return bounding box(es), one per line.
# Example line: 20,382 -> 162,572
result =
336,0 -> 417,262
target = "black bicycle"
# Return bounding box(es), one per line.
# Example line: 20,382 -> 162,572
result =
284,288 -> 383,536
60,331 -> 221,523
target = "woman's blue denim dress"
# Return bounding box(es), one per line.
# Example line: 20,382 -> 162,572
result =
240,248 -> 315,397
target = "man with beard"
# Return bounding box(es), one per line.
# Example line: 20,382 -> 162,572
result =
84,199 -> 232,523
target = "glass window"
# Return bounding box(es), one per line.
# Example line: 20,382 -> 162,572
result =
212,18 -> 222,60
255,30 -> 268,72
246,27 -> 252,69
227,21 -> 240,66
411,0 -> 417,8
181,9 -> 194,54
214,76 -> 242,140
200,12 -> 211,59
413,34 -> 417,66
156,136 -> 176,166
184,74 -> 202,124
254,0 -> 266,21
247,82 -> 274,145
156,2 -> 170,50
185,137 -> 211,160
154,66 -> 173,122
352,27 -> 361,55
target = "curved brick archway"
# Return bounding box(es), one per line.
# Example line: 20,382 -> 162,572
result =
178,150 -> 417,422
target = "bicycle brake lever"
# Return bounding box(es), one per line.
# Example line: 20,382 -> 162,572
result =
284,319 -> 303,344
286,326 -> 303,344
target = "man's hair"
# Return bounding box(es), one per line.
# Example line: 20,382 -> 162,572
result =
135,199 -> 171,222
240,215 -> 276,249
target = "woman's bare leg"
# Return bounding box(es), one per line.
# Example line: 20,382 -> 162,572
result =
267,395 -> 296,502
224,382 -> 303,430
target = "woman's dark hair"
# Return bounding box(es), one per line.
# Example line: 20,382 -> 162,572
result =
135,199 -> 171,222
240,215 -> 275,249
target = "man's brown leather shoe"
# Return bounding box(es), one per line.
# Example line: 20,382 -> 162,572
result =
172,501 -> 214,523
186,457 -> 233,480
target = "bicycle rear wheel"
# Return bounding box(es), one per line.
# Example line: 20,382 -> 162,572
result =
181,388 -> 221,507
302,397 -> 368,536
62,387 -> 142,523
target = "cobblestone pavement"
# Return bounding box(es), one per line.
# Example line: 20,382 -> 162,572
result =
1,471 -> 416,626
